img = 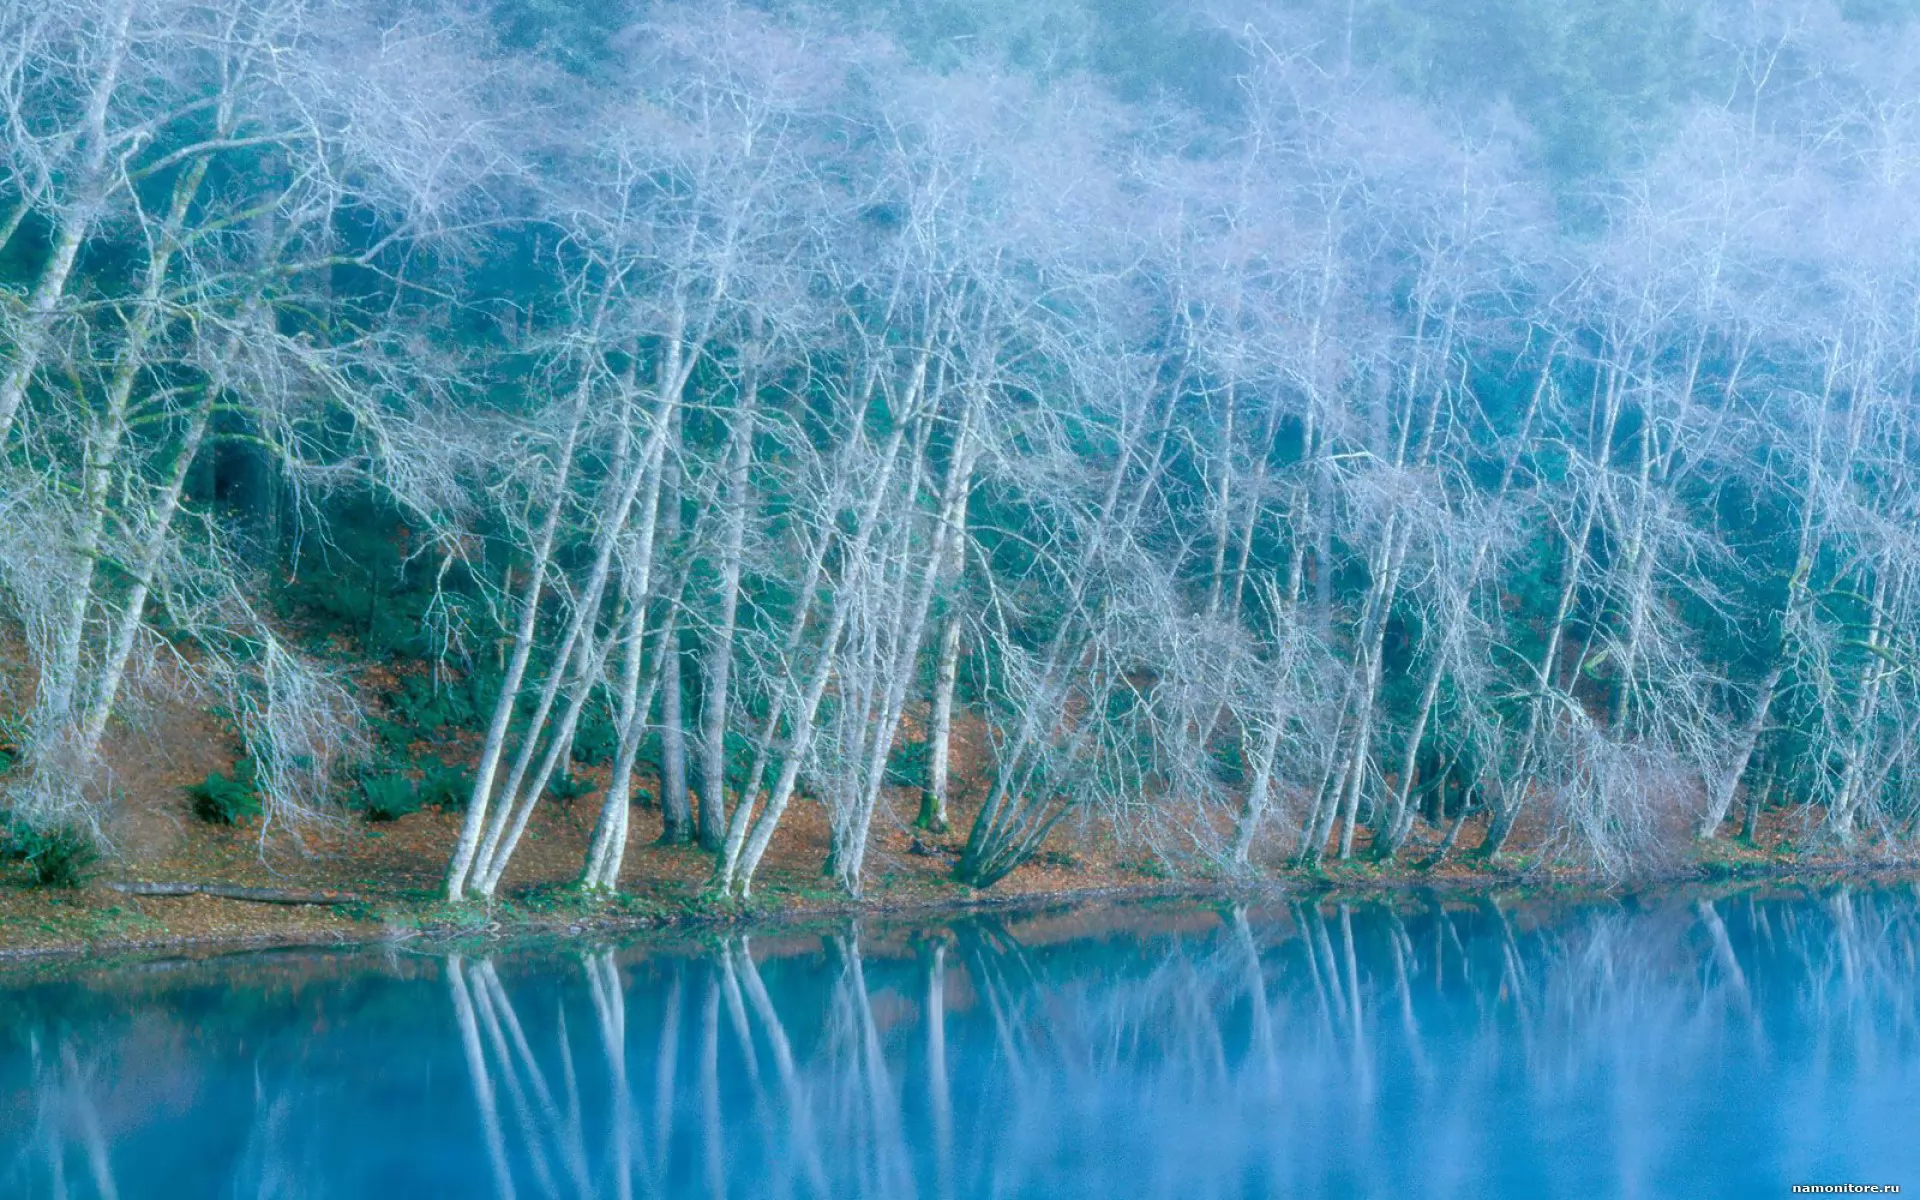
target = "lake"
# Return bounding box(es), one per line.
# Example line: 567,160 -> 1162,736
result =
3,887 -> 1917,1198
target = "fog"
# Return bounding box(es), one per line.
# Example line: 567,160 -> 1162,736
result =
5,0 -> 1920,893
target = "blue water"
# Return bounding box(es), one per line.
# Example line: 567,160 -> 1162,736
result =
3,888 -> 1917,1198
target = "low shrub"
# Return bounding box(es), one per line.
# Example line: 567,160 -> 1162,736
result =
419,760 -> 469,812
388,673 -> 477,733
353,755 -> 475,821
358,772 -> 425,822
186,761 -> 262,825
549,770 -> 595,805
885,738 -> 932,791
370,717 -> 416,757
0,816 -> 100,888
571,707 -> 619,765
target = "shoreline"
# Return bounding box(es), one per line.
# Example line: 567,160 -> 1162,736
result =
5,851 -> 1916,971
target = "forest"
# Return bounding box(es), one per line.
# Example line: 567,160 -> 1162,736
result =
5,0 -> 1920,903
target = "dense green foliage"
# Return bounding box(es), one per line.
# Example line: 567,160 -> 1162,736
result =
185,764 -> 263,827
0,814 -> 99,887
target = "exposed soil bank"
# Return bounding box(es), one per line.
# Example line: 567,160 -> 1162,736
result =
7,693 -> 1912,964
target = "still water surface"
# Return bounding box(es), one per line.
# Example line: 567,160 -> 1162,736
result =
3,888 -> 1918,1198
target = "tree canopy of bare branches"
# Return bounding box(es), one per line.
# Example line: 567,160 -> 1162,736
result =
8,0 -> 1920,896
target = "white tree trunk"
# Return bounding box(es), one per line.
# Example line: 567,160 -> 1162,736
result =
447,387 -> 590,898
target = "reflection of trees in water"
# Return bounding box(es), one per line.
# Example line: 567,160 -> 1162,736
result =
15,1036 -> 118,1199
7,890 -> 1920,1196
7,1004 -> 327,1198
436,891 -> 1920,1199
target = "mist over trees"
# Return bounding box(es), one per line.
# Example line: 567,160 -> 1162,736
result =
7,0 -> 1920,897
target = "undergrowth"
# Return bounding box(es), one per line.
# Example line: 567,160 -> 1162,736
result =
0,815 -> 100,888
354,760 -> 469,822
185,760 -> 262,826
